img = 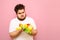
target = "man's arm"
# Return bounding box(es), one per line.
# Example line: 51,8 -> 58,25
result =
9,20 -> 23,38
29,18 -> 37,36
9,30 -> 22,38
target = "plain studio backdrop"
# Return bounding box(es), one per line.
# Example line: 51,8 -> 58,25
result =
0,0 -> 60,40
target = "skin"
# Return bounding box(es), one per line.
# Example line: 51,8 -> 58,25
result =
9,9 -> 37,39
16,9 -> 26,21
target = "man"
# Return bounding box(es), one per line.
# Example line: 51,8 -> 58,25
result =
9,4 -> 37,40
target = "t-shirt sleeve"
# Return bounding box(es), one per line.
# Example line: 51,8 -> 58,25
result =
30,18 -> 37,30
9,20 -> 16,32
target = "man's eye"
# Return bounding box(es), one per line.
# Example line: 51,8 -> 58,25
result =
22,12 -> 24,13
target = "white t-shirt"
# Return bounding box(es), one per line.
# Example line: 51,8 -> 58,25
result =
9,16 -> 37,40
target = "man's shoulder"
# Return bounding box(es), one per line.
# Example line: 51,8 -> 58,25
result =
10,17 -> 17,23
26,16 -> 34,21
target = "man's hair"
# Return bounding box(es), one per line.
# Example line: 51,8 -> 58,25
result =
14,4 -> 25,13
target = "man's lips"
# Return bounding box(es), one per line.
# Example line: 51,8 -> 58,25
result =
21,15 -> 24,17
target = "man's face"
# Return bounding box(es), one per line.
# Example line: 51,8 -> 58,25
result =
16,9 -> 26,20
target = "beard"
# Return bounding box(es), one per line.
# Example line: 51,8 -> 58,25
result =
17,16 -> 26,21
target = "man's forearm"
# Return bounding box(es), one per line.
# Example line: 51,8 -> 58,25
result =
28,29 -> 37,36
9,30 -> 22,38
31,29 -> 37,36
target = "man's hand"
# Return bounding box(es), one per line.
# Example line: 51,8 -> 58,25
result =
23,24 -> 37,36
24,28 -> 37,36
28,25 -> 37,36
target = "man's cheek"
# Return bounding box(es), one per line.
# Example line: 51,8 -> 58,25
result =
18,15 -> 20,18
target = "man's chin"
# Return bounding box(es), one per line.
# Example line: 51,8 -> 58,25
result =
17,17 -> 26,21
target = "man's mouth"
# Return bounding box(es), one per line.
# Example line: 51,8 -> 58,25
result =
21,15 -> 24,17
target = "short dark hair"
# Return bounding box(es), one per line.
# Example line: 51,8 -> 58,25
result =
14,4 -> 25,13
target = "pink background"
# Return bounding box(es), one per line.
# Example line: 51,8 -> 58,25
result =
0,0 -> 60,40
